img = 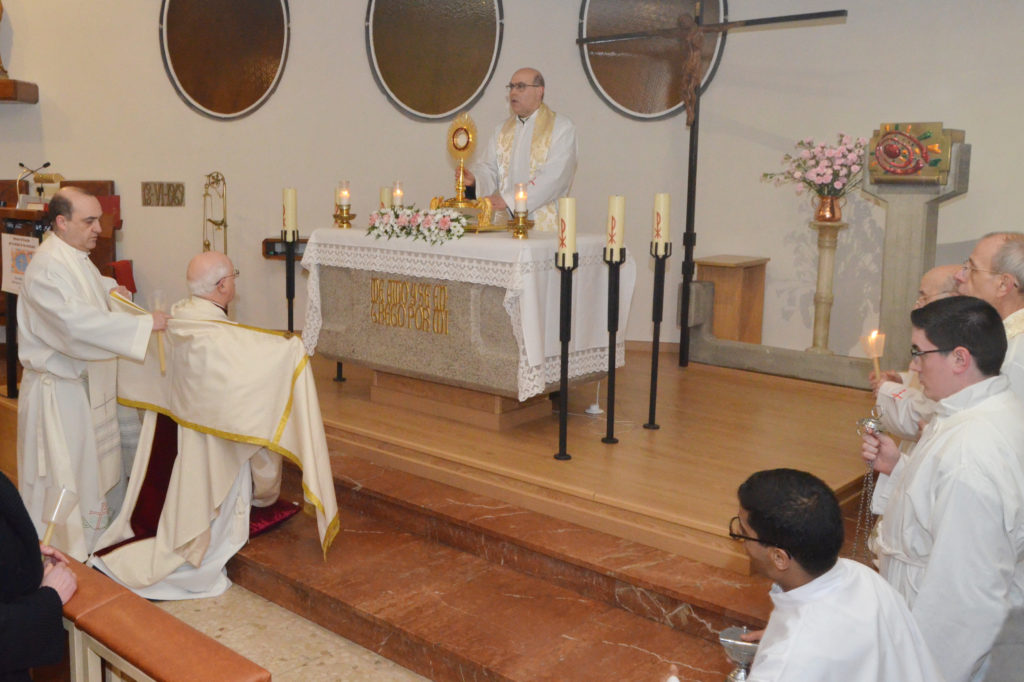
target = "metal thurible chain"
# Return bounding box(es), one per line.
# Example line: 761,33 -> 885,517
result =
853,407 -> 883,564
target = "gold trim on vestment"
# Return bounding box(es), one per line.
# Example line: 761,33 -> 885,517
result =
274,354 -> 310,444
117,396 -> 338,556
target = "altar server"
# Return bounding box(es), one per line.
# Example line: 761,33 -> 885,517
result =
90,252 -> 337,599
16,187 -> 168,559
464,67 -> 578,231
862,295 -> 1024,682
733,468 -> 942,682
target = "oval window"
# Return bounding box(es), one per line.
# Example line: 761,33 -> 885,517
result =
160,0 -> 290,120
578,0 -> 726,121
365,0 -> 503,120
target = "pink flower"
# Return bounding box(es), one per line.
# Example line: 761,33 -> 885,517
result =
851,164 -> 861,173
370,213 -> 378,226
834,180 -> 845,189
439,215 -> 451,230
800,150 -> 812,159
397,214 -> 409,227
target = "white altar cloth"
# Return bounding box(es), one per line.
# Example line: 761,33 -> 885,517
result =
301,229 -> 636,401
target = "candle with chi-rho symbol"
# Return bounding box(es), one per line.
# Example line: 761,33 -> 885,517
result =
282,187 -> 298,241
557,197 -> 576,267
392,181 -> 404,208
379,186 -> 392,209
653,193 -> 671,256
860,329 -> 886,379
606,195 -> 625,262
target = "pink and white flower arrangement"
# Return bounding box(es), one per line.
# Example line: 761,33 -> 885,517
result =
763,133 -> 868,197
367,206 -> 468,245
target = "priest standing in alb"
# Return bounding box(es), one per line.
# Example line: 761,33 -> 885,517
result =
463,67 -> 578,232
16,187 -> 168,560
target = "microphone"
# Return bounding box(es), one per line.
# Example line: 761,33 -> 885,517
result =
16,161 -> 50,183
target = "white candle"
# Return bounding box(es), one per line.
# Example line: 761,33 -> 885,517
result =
515,183 -> 528,213
379,186 -> 392,209
653,193 -> 671,256
557,197 -> 576,266
337,181 -> 350,208
392,181 -> 403,208
606,195 -> 625,262
282,187 -> 298,241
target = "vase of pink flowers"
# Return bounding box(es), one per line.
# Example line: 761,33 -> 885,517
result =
763,133 -> 868,222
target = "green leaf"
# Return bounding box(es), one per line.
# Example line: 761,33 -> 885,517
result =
928,158 -> 942,167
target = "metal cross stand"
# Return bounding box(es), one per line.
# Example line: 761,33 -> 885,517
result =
554,252 -> 579,460
602,247 -> 624,444
645,241 -> 672,430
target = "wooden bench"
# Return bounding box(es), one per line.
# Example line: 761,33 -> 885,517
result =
61,558 -> 271,682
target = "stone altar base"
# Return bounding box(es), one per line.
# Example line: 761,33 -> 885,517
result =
370,371 -> 553,430
319,267 -> 524,397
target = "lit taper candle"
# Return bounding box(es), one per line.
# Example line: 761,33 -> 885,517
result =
337,181 -> 350,208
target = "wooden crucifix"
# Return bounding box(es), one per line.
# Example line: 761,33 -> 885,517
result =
577,2 -> 848,366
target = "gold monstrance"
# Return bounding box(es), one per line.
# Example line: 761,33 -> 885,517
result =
430,113 -> 502,231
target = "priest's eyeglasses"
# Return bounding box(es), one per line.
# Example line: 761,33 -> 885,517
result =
506,82 -> 541,92
959,260 -> 1001,277
909,345 -> 953,358
728,516 -> 789,554
216,268 -> 240,286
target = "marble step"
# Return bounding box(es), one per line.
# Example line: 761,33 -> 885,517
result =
228,455 -> 772,680
326,453 -> 770,643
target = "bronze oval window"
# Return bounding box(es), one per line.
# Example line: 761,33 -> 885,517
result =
578,0 -> 726,121
160,0 -> 290,120
365,0 -> 504,120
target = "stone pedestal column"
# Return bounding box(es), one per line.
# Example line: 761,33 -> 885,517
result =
861,142 -> 971,370
807,220 -> 848,354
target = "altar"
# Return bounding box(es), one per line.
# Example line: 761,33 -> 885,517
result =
301,229 -> 636,413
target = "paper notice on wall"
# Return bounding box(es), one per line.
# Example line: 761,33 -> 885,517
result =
1,233 -> 40,295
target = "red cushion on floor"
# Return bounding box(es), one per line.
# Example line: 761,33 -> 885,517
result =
249,499 -> 300,538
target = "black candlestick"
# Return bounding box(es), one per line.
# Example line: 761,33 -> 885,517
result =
645,241 -> 673,430
602,247 -> 624,444
554,252 -> 578,460
282,230 -> 296,333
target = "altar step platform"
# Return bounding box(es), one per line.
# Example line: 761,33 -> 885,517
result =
227,349 -> 872,680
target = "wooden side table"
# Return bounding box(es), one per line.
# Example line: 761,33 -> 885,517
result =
695,255 -> 769,344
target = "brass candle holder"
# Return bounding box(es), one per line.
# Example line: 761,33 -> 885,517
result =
333,204 -> 356,229
510,210 -> 533,239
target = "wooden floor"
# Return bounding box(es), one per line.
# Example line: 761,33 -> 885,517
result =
312,349 -> 874,574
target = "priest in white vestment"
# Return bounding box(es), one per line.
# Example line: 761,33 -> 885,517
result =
91,252 -> 337,599
731,469 -> 941,682
863,296 -> 1024,682
464,67 -> 577,232
17,187 -> 168,560
954,232 -> 1024,399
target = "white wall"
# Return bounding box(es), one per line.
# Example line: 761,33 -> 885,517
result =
1,0 -> 1019,356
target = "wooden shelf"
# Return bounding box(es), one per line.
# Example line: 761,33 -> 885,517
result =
0,79 -> 39,104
